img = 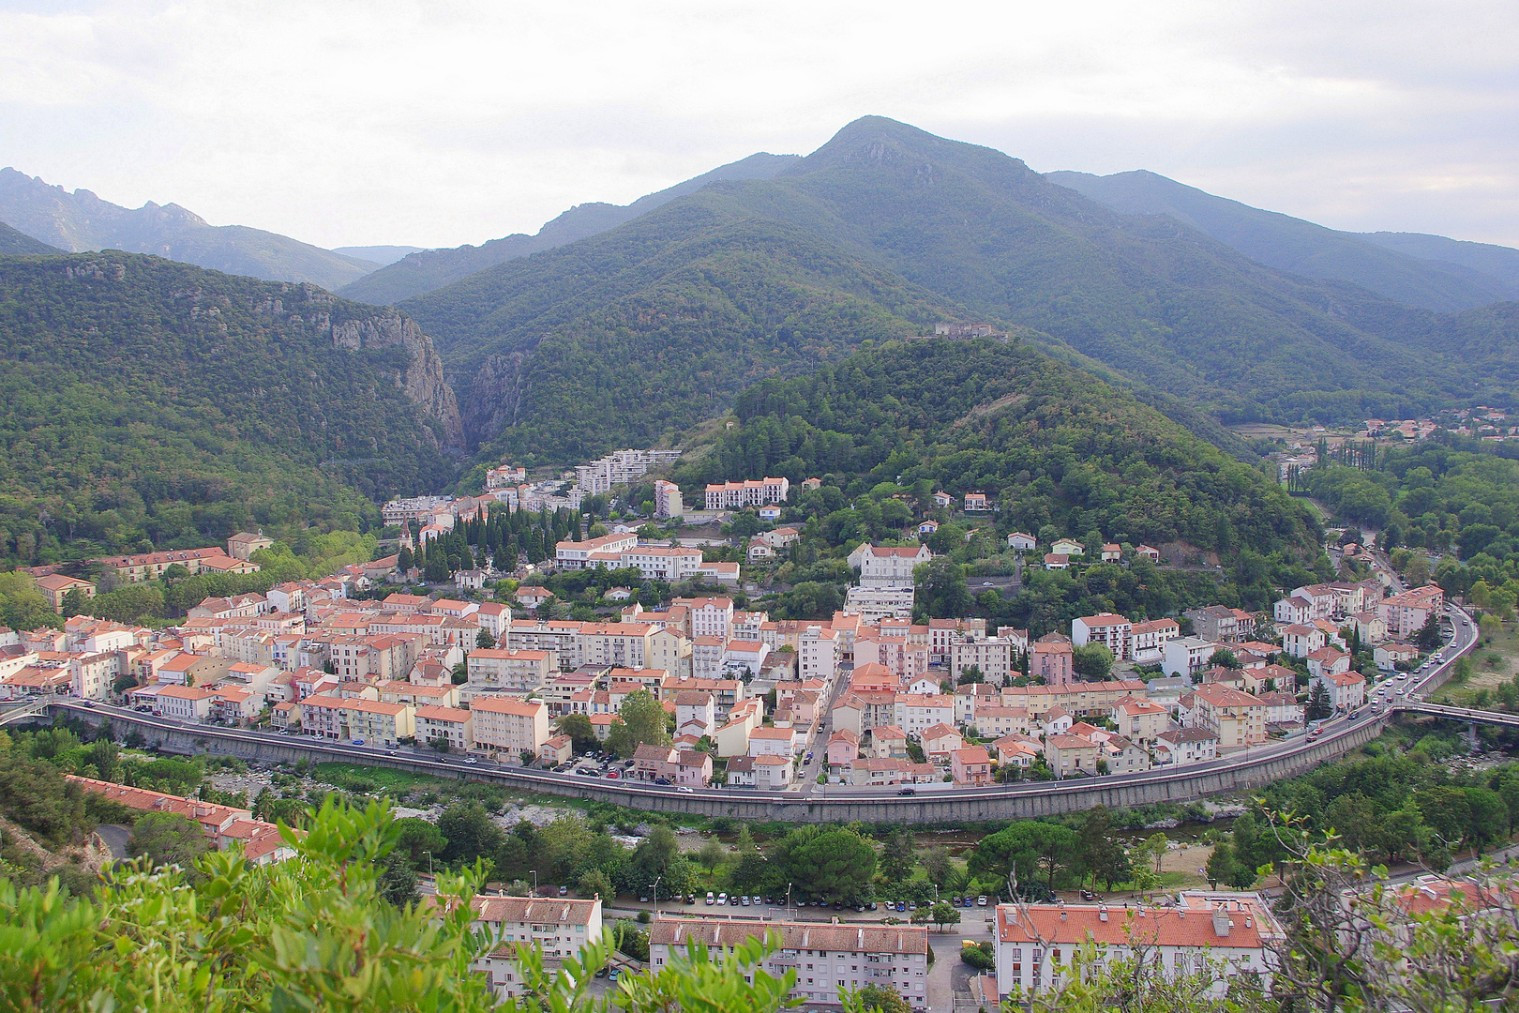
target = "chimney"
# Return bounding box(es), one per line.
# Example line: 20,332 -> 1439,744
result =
1060,909 -> 1067,921
1212,907 -> 1231,938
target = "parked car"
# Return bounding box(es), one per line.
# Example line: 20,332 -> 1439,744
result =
605,770 -> 621,779
558,885 -> 568,896
607,968 -> 620,982
977,895 -> 988,907
717,893 -> 728,905
706,892 -> 715,905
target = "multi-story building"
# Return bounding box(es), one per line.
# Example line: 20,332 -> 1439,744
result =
1187,684 -> 1267,748
554,532 -> 639,569
653,480 -> 683,519
950,636 -> 1017,685
415,704 -> 474,752
1031,633 -> 1074,686
470,696 -> 549,758
455,894 -> 604,998
1129,618 -> 1180,664
1379,584 -> 1445,639
1072,613 -> 1133,660
466,648 -> 553,693
703,476 -> 790,511
846,543 -> 932,588
994,892 -> 1283,998
1162,637 -> 1218,680
649,919 -> 928,1010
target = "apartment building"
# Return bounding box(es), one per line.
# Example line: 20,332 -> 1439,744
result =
649,919 -> 928,1010
470,696 -> 550,758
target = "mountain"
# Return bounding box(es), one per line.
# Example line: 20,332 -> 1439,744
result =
0,168 -> 380,291
0,252 -> 461,565
679,336 -> 1325,610
332,245 -> 424,267
339,152 -> 802,305
0,219 -> 59,255
1046,169 -> 1519,311
400,116 -> 1502,464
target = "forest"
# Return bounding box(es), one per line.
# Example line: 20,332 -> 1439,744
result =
0,252 -> 457,567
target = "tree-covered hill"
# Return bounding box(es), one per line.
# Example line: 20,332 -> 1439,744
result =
0,252 -> 462,564
1046,168 -> 1519,312
679,337 -> 1323,577
402,116 -> 1502,465
340,152 -> 801,306
0,220 -> 58,255
0,167 -> 380,290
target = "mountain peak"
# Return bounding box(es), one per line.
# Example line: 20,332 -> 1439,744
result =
800,116 -> 1036,184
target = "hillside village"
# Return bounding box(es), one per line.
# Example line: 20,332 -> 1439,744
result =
0,447 -> 1455,794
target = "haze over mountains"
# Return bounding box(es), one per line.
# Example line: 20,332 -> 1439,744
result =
0,168 -> 382,291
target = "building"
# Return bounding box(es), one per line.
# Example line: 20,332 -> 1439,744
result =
994,892 -> 1283,998
454,894 -> 604,999
951,745 -> 993,785
1072,613 -> 1133,661
649,919 -> 929,1010
69,776 -> 295,865
1154,726 -> 1219,766
1030,633 -> 1074,686
467,648 -> 553,693
35,573 -> 96,612
415,704 -> 474,753
1188,684 -> 1268,748
1162,637 -> 1218,680
227,531 -> 274,560
704,476 -> 790,510
470,696 -> 549,759
846,543 -> 932,588
1379,585 -> 1445,639
1312,670 -> 1367,712
653,480 -> 684,519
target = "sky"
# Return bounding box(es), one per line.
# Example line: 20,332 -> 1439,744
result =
2,0 -> 1517,251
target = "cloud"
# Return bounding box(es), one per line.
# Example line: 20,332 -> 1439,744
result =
0,0 -> 1515,248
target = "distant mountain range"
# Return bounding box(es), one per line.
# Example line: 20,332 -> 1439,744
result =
1046,169 -> 1519,311
337,153 -> 801,305
0,168 -> 381,290
393,116 -> 1514,465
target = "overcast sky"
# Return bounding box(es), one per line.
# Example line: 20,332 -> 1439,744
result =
3,1 -> 1516,251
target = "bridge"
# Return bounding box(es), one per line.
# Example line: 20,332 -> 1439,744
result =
1392,700 -> 1519,729
0,699 -> 48,727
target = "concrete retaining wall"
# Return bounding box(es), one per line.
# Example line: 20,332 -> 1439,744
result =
50,703 -> 1389,825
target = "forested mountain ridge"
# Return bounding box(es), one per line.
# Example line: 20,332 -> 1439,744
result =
403,116 -> 1502,466
405,195 -> 973,462
0,252 -> 462,564
0,219 -> 59,255
0,168 -> 381,291
340,152 -> 802,305
680,337 -> 1323,570
1047,168 -> 1519,311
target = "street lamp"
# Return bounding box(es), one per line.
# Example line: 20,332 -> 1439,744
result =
533,869 -> 539,896
786,882 -> 793,918
653,874 -> 662,921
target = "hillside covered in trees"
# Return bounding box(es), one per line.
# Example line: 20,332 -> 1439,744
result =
400,116 -> 1513,468
0,253 -> 461,565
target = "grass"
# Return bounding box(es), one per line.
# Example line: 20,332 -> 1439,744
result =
1431,620 -> 1519,707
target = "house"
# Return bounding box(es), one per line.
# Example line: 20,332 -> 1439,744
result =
1374,642 -> 1420,671
1043,553 -> 1071,571
921,722 -> 964,761
1044,734 -> 1100,777
932,491 -> 955,509
34,574 -> 96,612
916,520 -> 940,537
1281,624 -> 1326,660
227,531 -> 274,560
757,504 -> 783,522
825,728 -> 859,770
951,745 -> 993,785
1312,670 -> 1367,712
1153,726 -> 1219,766
963,492 -> 990,512
752,753 -> 794,790
1115,696 -> 1169,744
539,733 -> 573,767
1006,532 -> 1037,552
994,892 -> 1283,998
1051,538 -> 1084,557
869,724 -> 909,760
1100,543 -> 1122,562
1306,647 -> 1352,681
1134,544 -> 1161,562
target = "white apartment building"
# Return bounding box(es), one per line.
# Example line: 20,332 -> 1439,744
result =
950,637 -> 1016,684
841,586 -> 916,621
846,543 -> 932,588
1379,584 -> 1445,639
995,893 -> 1282,998
653,480 -> 683,518
703,476 -> 789,510
1162,637 -> 1218,679
650,919 -> 928,1010
460,895 -> 604,998
554,532 -> 638,569
1072,613 -> 1133,660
